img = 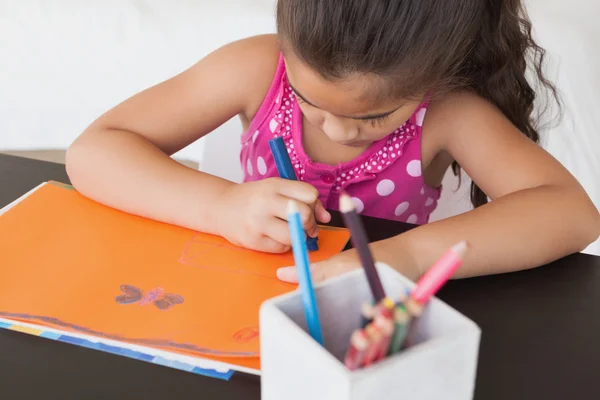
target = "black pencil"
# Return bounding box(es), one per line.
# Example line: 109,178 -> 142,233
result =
339,193 -> 386,302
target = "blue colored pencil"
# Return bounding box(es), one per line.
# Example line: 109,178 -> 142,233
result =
287,200 -> 324,345
269,137 -> 319,251
268,136 -> 297,180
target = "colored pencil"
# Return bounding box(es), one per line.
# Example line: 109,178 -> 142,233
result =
269,136 -> 319,251
403,241 -> 468,348
388,302 -> 410,355
373,308 -> 395,360
376,297 -> 395,315
408,240 -> 468,315
268,136 -> 297,180
343,329 -> 370,370
361,322 -> 383,367
287,200 -> 324,345
360,302 -> 374,328
339,193 -> 386,302
360,297 -> 392,328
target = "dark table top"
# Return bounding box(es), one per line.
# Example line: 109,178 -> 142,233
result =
1,153 -> 599,400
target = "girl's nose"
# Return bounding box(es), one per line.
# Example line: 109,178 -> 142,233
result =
322,116 -> 358,143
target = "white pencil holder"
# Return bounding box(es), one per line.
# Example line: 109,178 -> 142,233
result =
259,263 -> 481,400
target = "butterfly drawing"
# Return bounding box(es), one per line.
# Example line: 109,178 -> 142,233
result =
115,284 -> 184,311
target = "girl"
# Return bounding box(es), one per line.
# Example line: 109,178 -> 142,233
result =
66,0 -> 600,284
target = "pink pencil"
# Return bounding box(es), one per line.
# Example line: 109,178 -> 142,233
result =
373,309 -> 394,361
343,329 -> 370,370
361,323 -> 383,367
407,241 -> 468,314
403,241 -> 468,348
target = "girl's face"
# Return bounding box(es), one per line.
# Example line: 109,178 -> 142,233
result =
284,52 -> 422,147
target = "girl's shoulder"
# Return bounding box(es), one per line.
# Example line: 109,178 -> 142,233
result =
422,90 -> 503,152
419,90 -> 509,184
217,34 -> 281,123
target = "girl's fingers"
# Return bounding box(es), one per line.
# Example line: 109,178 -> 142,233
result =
277,250 -> 362,283
254,234 -> 291,254
276,179 -> 319,205
276,260 -> 352,283
315,199 -> 331,223
273,194 -> 319,237
271,178 -> 330,231
262,217 -> 293,247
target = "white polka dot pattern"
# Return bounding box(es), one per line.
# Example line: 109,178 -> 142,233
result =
351,197 -> 365,214
257,156 -> 267,175
406,214 -> 418,224
394,202 -> 410,216
376,179 -> 395,196
406,160 -> 422,177
415,108 -> 427,127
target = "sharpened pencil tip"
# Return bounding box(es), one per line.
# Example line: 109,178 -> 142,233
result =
452,240 -> 468,257
339,193 -> 355,213
287,200 -> 300,214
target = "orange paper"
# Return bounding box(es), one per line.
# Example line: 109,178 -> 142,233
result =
0,182 -> 350,371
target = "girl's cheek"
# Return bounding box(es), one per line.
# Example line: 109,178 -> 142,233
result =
298,104 -> 324,128
361,123 -> 400,141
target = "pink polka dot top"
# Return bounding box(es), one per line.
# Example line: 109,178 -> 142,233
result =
240,54 -> 441,225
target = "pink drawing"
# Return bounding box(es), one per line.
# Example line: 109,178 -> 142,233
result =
178,234 -> 294,279
116,285 -> 184,311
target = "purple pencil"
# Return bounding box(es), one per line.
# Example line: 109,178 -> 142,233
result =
339,193 -> 386,302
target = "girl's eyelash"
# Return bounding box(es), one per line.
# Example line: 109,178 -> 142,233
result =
291,91 -> 305,104
292,90 -> 388,126
365,115 -> 390,127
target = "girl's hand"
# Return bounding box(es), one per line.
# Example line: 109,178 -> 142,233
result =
277,248 -> 363,283
217,178 -> 331,253
276,239 -> 421,283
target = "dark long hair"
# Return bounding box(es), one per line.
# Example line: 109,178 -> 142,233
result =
276,0 -> 560,207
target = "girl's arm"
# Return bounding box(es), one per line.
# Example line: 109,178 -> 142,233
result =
277,91 -> 600,283
66,35 -> 279,235
383,92 -> 600,279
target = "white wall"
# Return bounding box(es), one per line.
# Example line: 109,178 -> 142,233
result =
0,0 -> 276,163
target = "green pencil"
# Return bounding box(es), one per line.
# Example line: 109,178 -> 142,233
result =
388,302 -> 411,355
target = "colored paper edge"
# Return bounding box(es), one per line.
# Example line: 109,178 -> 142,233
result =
0,182 -> 48,217
0,318 -> 235,380
48,180 -> 75,190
